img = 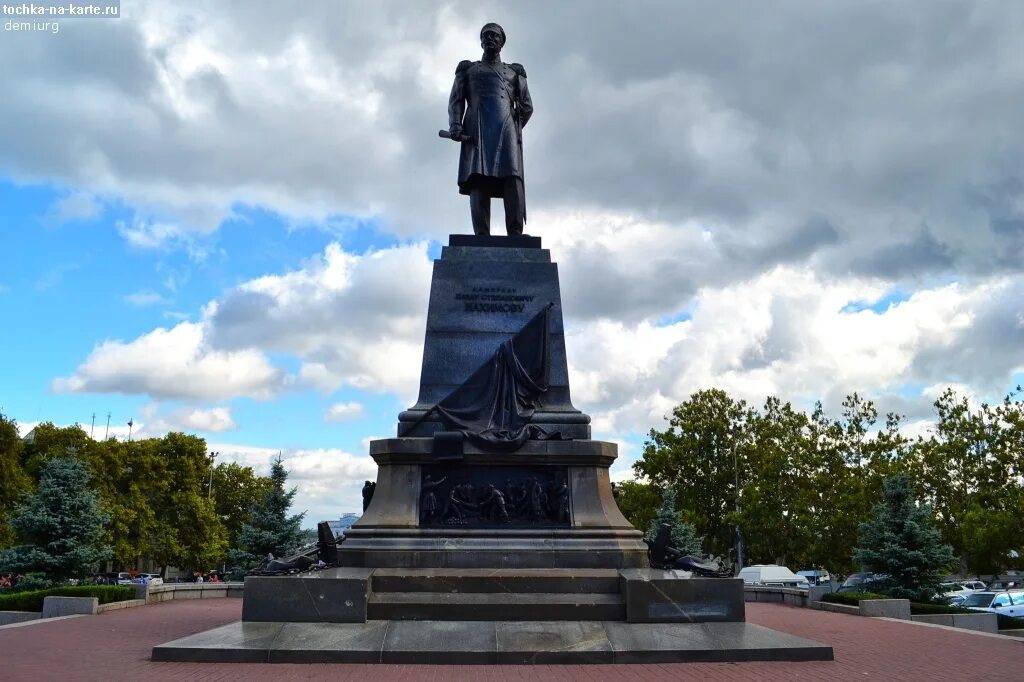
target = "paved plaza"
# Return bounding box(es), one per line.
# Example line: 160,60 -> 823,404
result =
0,599 -> 1020,681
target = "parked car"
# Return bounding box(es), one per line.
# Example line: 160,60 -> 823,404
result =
836,572 -> 889,593
962,590 -> 1024,617
115,572 -> 134,585
945,594 -> 968,607
738,565 -> 810,588
988,579 -> 1021,591
939,582 -> 976,599
797,569 -> 831,586
960,580 -> 988,591
133,574 -> 163,585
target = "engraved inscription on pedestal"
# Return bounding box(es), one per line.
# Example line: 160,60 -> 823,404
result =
420,465 -> 571,528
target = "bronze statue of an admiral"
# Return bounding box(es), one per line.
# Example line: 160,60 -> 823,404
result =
446,23 -> 533,236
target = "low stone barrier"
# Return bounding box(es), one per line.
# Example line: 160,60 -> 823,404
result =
912,612 -> 998,634
743,586 -> 808,607
0,611 -> 42,626
811,600 -> 861,616
97,598 -> 147,613
857,598 -> 911,619
42,596 -> 98,618
142,583 -> 244,604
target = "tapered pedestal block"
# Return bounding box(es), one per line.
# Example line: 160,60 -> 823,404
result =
397,235 -> 590,438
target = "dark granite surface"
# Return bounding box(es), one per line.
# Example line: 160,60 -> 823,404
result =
449,234 -> 542,248
153,620 -> 833,664
242,568 -> 373,623
619,570 -> 745,623
400,236 -> 588,437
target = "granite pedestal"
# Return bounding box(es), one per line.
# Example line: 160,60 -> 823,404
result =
153,235 -> 833,664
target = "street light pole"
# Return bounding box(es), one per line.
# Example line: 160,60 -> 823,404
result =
735,447 -> 744,572
208,451 -> 219,499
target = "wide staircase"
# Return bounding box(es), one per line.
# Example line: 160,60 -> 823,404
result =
367,567 -> 625,621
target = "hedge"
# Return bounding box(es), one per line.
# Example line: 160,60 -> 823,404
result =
0,585 -> 135,612
909,602 -> 974,615
820,591 -> 888,606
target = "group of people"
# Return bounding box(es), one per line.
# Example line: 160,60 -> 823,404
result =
0,573 -> 23,590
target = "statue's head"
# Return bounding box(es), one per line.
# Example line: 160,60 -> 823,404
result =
480,23 -> 505,50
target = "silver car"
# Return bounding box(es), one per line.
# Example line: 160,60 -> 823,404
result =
961,590 -> 1024,617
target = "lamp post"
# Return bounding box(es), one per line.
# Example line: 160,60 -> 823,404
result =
208,451 -> 219,499
734,446 -> 745,572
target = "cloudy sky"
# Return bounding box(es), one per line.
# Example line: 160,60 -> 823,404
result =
2,1 -> 1023,524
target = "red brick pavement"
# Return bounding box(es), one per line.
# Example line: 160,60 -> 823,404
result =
0,599 -> 1020,681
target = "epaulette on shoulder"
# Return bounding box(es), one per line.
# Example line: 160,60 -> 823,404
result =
510,63 -> 526,77
456,60 -> 472,74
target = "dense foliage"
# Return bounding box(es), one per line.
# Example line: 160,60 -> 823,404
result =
646,488 -> 703,555
853,475 -> 956,601
0,415 -> 272,575
820,591 -> 887,605
228,454 -> 306,576
908,601 -> 973,615
0,458 -> 112,582
620,387 -> 1024,576
0,585 -> 135,612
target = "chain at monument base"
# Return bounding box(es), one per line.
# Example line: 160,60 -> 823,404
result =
338,438 -> 649,569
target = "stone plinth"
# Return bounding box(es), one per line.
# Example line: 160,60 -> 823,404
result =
242,568 -> 373,623
42,596 -> 97,617
620,570 -> 745,623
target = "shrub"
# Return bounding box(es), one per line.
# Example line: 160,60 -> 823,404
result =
909,602 -> 974,615
820,591 -> 887,606
0,585 -> 135,612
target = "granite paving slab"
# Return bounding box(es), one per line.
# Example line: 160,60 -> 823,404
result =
151,619 -> 834,664
152,621 -> 283,662
496,620 -> 612,664
269,621 -> 390,663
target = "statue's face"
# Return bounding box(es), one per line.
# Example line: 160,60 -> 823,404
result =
481,28 -> 503,50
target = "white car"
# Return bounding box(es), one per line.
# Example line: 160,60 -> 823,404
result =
961,590 -> 1024,617
738,565 -> 811,589
134,574 -> 163,585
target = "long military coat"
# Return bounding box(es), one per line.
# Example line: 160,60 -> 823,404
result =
448,58 -> 533,197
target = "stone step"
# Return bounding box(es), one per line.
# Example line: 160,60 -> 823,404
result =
371,568 -> 621,595
367,591 -> 626,621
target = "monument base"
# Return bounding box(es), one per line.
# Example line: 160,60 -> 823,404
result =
339,438 -> 649,569
154,567 -> 833,664
153,619 -> 834,664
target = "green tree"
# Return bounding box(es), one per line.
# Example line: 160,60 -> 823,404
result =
853,474 -> 955,601
0,413 -> 30,548
913,388 -> 1024,574
151,433 -> 226,573
20,422 -> 91,480
0,457 -> 112,582
646,488 -> 703,555
211,462 -> 273,559
737,397 -> 816,567
228,454 -> 305,575
635,389 -> 751,559
800,395 -> 909,575
614,480 -> 661,535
